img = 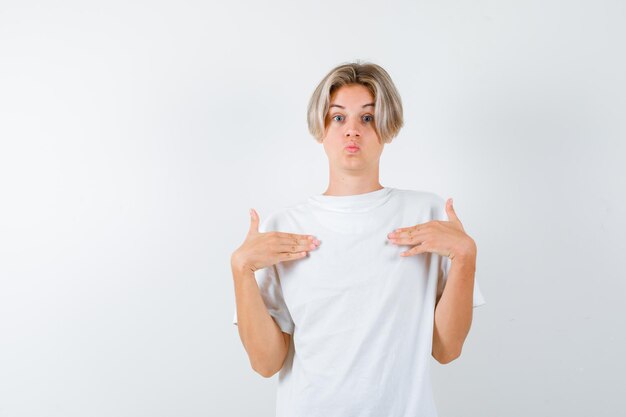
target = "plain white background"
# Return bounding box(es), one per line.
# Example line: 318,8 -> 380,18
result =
1,0 -> 624,416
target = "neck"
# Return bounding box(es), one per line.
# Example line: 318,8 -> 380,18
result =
323,165 -> 383,196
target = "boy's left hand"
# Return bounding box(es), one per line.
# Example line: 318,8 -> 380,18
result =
386,198 -> 477,261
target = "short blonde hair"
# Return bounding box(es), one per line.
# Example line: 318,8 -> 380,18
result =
307,61 -> 404,144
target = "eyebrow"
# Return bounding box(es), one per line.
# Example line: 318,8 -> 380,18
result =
329,103 -> 375,109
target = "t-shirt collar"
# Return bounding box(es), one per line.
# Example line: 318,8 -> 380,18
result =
307,187 -> 393,212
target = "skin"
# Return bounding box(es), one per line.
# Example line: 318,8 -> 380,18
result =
320,83 -> 385,196
244,83 -> 478,365
388,198 -> 478,363
234,208 -> 318,367
320,83 -> 478,363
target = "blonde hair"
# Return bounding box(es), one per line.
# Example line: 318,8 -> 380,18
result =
307,61 -> 404,144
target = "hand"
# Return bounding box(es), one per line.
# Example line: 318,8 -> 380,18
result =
231,208 -> 320,273
386,198 -> 476,262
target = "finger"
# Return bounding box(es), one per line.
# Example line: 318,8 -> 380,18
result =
274,231 -> 318,242
392,220 -> 439,234
248,208 -> 260,235
389,232 -> 429,246
400,243 -> 429,257
277,240 -> 319,252
276,235 -> 316,245
277,251 -> 308,263
388,223 -> 430,240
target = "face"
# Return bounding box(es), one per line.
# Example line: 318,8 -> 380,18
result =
321,83 -> 384,173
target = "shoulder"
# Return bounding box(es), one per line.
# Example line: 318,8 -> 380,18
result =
389,187 -> 448,221
391,187 -> 446,208
258,202 -> 309,233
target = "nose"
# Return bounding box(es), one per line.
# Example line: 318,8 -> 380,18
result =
344,120 -> 361,137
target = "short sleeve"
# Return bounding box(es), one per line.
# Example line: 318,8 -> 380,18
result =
437,254 -> 486,308
232,213 -> 295,335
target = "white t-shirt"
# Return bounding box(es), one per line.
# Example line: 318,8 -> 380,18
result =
233,186 -> 486,417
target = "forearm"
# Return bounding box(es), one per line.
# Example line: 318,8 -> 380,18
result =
232,258 -> 289,377
432,255 -> 476,363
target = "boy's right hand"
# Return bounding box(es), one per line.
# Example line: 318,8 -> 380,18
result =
231,208 -> 320,273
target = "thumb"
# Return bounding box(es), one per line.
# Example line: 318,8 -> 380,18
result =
248,208 -> 260,235
445,198 -> 463,228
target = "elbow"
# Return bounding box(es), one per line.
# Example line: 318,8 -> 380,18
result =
245,330 -> 290,378
434,347 -> 462,365
253,363 -> 280,378
250,354 -> 283,378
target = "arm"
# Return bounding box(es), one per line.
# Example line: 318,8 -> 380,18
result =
432,248 -> 477,364
232,257 -> 291,378
388,198 -> 479,364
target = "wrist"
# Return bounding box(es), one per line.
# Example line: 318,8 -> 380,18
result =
451,254 -> 476,271
230,251 -> 251,275
450,239 -> 477,268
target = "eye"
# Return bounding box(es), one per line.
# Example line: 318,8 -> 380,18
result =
332,115 -> 344,122
362,114 -> 374,123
